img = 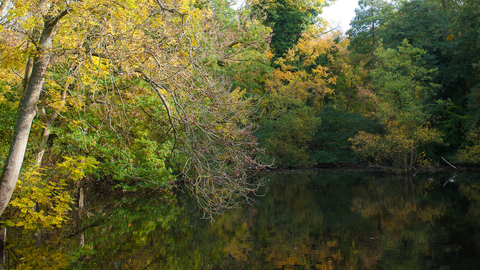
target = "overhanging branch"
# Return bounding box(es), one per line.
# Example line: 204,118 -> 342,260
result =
136,70 -> 178,148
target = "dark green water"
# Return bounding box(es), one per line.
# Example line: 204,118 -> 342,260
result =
4,169 -> 480,269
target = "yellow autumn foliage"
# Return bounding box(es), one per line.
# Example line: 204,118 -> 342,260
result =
350,121 -> 442,167
457,129 -> 480,163
1,156 -> 98,230
266,25 -> 350,109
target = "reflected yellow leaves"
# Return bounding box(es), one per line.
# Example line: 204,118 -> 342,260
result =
10,240 -> 71,270
5,171 -> 480,269
351,177 -> 445,234
265,238 -> 343,270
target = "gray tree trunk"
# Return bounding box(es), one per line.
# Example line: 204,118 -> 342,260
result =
0,227 -> 5,268
0,9 -> 70,217
0,1 -> 9,18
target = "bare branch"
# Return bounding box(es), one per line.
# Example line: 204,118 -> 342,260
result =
136,70 -> 179,148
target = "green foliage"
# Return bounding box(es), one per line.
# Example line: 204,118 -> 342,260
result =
378,0 -> 476,106
197,0 -> 273,94
256,26 -> 354,168
48,79 -> 178,189
466,82 -> 480,130
310,106 -> 377,164
348,0 -> 480,159
0,83 -> 19,164
347,0 -> 395,66
250,0 -> 326,60
257,94 -> 320,167
350,40 -> 443,168
372,39 -> 438,127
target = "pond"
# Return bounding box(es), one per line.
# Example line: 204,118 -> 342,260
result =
3,169 -> 480,269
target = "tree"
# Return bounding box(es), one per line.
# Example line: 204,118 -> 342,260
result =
357,0 -> 480,158
0,0 -> 71,217
347,0 -> 394,66
248,0 -> 327,61
257,25 -> 351,167
310,105 -> 378,164
0,0 -> 268,219
350,40 -> 443,169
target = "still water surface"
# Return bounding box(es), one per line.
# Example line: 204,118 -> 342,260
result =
5,169 -> 480,269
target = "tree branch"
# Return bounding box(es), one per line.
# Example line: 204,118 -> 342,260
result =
136,70 -> 179,148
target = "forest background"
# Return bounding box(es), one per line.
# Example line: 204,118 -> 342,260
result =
0,0 -> 479,228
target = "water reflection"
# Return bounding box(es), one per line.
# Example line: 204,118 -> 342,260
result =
3,170 -> 480,269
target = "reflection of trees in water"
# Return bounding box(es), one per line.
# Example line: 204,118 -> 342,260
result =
210,170 -> 384,269
350,175 -> 434,269
459,178 -> 480,220
4,187 -> 193,269
219,170 -> 480,269
5,171 -> 480,269
2,227 -> 70,270
349,172 -> 480,269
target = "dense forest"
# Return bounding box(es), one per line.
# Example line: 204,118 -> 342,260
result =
0,0 -> 479,229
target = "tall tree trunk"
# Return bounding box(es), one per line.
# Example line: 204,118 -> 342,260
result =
0,0 -> 9,18
0,227 -> 5,268
0,9 -> 70,217
77,180 -> 84,210
22,57 -> 34,94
